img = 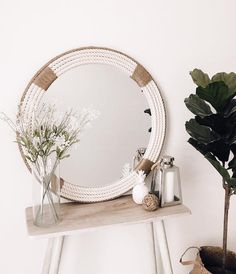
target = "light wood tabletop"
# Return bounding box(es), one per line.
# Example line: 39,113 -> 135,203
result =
25,195 -> 191,238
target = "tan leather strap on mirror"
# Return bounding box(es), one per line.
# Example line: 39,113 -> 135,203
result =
134,159 -> 154,174
34,67 -> 57,90
131,64 -> 152,87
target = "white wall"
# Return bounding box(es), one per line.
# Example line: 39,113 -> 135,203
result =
1,0 -> 236,273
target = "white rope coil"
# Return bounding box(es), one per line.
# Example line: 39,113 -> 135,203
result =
19,47 -> 166,202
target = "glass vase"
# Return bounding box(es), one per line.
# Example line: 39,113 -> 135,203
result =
32,160 -> 61,227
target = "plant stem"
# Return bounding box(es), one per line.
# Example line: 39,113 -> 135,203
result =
41,159 -> 59,222
34,157 -> 60,225
222,183 -> 231,272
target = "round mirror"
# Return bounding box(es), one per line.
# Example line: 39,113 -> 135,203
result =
19,47 -> 166,202
42,64 -> 150,188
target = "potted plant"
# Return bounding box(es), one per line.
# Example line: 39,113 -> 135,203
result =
184,69 -> 236,273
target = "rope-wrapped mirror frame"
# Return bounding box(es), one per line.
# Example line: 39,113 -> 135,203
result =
19,47 -> 166,202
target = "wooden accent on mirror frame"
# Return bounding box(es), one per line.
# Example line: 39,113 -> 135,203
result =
131,64 -> 152,87
18,46 -> 166,202
34,67 -> 57,90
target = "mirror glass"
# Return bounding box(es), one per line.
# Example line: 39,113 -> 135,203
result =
42,64 -> 151,187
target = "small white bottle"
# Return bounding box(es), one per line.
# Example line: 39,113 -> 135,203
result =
132,170 -> 149,204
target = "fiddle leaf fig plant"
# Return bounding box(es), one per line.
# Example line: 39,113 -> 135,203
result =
185,69 -> 236,272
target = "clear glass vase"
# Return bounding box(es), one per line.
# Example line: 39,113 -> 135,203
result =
32,160 -> 60,227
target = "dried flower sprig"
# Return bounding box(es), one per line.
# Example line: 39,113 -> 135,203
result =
1,103 -> 99,224
0,104 -> 99,166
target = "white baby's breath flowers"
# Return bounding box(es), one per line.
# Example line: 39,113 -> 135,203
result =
77,107 -> 100,130
1,103 -> 100,224
1,103 -> 99,174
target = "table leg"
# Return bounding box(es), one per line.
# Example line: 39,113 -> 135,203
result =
151,222 -> 163,274
42,236 -> 65,274
151,220 -> 173,274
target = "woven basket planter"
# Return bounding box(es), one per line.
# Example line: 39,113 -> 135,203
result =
181,246 -> 236,274
200,246 -> 236,274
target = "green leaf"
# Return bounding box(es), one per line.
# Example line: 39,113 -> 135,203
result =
228,155 -> 236,172
224,99 -> 236,117
229,134 -> 236,145
228,178 -> 236,187
25,155 -> 33,162
205,152 -> 231,182
185,119 -> 220,144
195,114 -> 233,137
196,81 -> 236,112
60,154 -> 70,160
211,72 -> 236,92
190,69 -> 210,88
56,147 -> 61,157
207,141 -> 230,162
184,94 -> 213,118
188,138 -> 231,182
188,137 -> 209,155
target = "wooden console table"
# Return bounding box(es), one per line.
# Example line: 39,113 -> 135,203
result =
25,195 -> 191,274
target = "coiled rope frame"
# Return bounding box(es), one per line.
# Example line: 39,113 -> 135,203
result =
19,47 -> 166,202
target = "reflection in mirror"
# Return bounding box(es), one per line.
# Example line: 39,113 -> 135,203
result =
42,64 -> 151,187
